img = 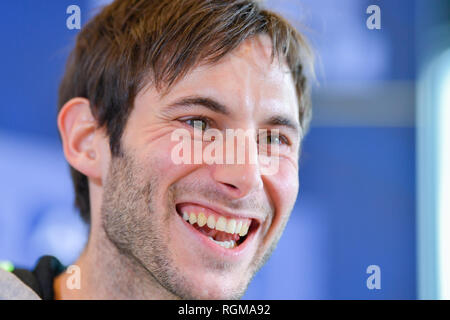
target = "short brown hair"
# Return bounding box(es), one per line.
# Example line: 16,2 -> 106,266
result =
58,0 -> 314,224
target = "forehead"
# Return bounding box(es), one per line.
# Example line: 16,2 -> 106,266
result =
157,35 -> 299,121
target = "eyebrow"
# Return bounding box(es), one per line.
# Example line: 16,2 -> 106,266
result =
167,96 -> 230,115
263,115 -> 300,135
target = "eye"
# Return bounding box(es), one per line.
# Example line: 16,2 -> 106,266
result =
259,131 -> 290,146
180,117 -> 210,131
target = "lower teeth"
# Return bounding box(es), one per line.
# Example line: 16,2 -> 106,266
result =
208,236 -> 236,249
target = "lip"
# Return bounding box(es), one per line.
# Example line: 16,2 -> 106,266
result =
174,202 -> 261,258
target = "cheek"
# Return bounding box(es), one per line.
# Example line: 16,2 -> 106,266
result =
270,159 -> 299,211
262,159 -> 299,239
134,135 -> 200,193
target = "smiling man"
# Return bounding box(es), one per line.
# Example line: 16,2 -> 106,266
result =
0,0 -> 313,300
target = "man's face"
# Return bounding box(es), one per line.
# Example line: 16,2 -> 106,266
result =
100,35 -> 301,299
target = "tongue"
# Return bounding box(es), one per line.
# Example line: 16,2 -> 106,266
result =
193,224 -> 240,242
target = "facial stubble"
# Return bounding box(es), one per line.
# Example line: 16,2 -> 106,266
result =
100,151 -> 287,299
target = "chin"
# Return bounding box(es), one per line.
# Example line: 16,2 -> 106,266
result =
172,261 -> 250,299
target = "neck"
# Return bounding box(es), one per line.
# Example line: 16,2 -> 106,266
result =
54,227 -> 178,300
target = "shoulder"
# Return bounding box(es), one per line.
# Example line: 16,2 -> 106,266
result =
0,256 -> 65,300
0,268 -> 41,300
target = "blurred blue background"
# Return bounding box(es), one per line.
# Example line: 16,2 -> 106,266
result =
0,0 -> 449,299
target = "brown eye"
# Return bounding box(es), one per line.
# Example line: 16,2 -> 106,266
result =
184,118 -> 209,131
260,132 -> 289,145
266,135 -> 279,145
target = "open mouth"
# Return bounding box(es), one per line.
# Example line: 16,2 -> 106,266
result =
175,203 -> 259,250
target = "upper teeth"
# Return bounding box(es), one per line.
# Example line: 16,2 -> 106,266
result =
182,210 -> 250,237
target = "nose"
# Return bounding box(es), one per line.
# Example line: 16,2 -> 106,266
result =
211,136 -> 263,199
212,163 -> 263,199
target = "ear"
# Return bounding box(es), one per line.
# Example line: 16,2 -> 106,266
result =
57,98 -> 104,182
